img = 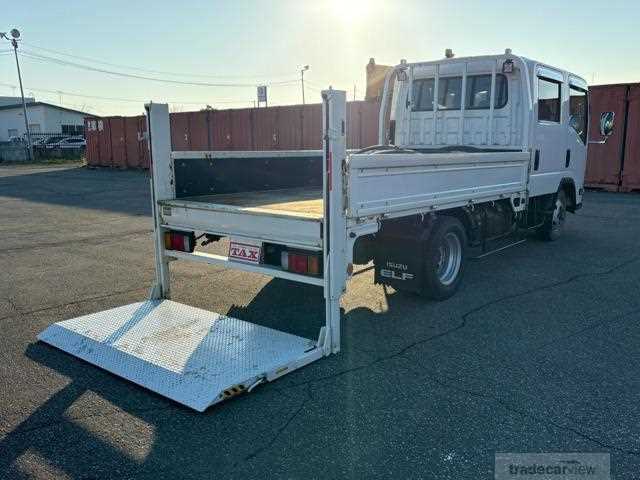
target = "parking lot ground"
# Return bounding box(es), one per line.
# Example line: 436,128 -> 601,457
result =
1,164 -> 640,479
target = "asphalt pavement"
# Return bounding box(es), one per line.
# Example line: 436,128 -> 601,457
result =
1,163 -> 639,479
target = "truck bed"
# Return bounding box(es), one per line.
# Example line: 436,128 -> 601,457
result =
178,187 -> 323,219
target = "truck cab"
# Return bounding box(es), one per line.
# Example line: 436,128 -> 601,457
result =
382,50 -> 590,212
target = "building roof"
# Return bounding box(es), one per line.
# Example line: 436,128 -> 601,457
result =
0,101 -> 97,117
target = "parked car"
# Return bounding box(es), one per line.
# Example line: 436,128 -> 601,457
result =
50,137 -> 86,149
42,136 -> 68,148
7,136 -> 26,145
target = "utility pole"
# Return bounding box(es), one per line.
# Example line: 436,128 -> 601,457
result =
300,65 -> 309,105
1,28 -> 32,160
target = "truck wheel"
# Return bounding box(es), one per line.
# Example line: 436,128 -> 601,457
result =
422,217 -> 467,301
540,189 -> 567,241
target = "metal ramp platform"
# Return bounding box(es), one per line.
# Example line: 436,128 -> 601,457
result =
37,300 -> 322,411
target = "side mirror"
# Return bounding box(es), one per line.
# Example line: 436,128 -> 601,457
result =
569,115 -> 580,132
589,112 -> 615,144
599,111 -> 615,137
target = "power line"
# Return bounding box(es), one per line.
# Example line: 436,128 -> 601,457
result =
0,81 -> 252,107
21,41 -> 296,80
19,50 -> 300,88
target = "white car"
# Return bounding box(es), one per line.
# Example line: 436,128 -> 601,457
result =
48,137 -> 86,149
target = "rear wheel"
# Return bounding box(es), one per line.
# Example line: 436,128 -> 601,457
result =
422,217 -> 467,301
540,189 -> 567,241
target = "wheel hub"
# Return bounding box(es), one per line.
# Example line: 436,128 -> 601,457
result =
552,197 -> 566,230
436,232 -> 462,286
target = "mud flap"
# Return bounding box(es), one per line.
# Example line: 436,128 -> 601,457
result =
374,237 -> 425,294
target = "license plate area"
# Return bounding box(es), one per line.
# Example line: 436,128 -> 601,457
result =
228,240 -> 262,264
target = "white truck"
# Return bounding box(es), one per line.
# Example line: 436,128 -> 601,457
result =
39,51 -> 615,411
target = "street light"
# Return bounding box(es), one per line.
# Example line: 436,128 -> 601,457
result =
300,65 -> 309,105
0,28 -> 32,160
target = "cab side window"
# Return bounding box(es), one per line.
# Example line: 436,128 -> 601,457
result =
466,74 -> 508,109
411,78 -> 435,111
538,77 -> 561,123
438,77 -> 462,110
569,86 -> 588,144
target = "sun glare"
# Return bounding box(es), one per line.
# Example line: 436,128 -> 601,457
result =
330,0 -> 374,22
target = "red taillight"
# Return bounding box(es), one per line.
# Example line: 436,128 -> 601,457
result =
164,231 -> 195,253
289,254 -> 308,274
280,250 -> 322,276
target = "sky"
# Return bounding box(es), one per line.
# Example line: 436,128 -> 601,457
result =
2,0 -> 638,116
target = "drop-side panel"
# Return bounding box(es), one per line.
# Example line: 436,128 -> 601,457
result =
347,151 -> 529,218
159,200 -> 323,250
38,300 -> 321,412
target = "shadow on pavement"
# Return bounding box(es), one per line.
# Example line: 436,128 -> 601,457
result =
0,277 -> 385,479
0,166 -> 151,216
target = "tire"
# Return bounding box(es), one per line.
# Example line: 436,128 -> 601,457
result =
422,216 -> 467,301
539,189 -> 567,241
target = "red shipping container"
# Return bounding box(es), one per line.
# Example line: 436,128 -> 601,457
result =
228,108 -> 253,150
84,117 -> 101,167
109,117 -> 127,168
621,85 -> 640,192
585,85 -> 628,191
276,105 -> 303,150
360,100 -> 381,147
123,115 -> 144,168
252,107 -> 279,150
210,110 -> 232,150
97,117 -> 113,167
301,103 -> 323,149
84,100 -> 381,168
170,112 -> 191,151
138,116 -> 150,169
188,111 -> 210,150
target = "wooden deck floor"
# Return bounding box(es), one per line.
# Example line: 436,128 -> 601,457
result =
181,187 -> 323,219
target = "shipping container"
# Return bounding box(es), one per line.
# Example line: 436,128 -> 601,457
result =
124,116 -> 145,168
138,116 -> 150,169
252,106 -> 280,150
301,103 -> 323,149
84,101 -> 382,169
585,85 -> 628,191
189,111 -> 211,150
228,108 -> 254,150
276,105 -> 303,150
97,117 -> 113,167
84,117 -> 100,167
346,101 -> 379,149
210,109 -> 232,151
170,112 -> 191,151
109,117 -> 127,168
621,85 -> 640,192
